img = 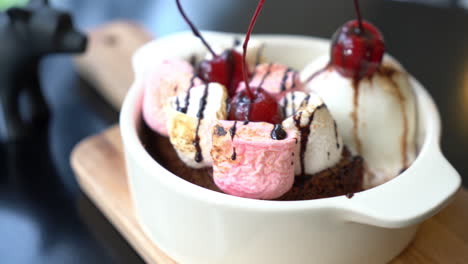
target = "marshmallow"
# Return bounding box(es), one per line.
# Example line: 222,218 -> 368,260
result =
281,91 -> 343,176
211,121 -> 297,200
142,59 -> 202,136
237,63 -> 304,100
166,83 -> 228,168
302,55 -> 417,187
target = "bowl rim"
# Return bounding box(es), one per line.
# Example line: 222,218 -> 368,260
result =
120,31 -> 460,225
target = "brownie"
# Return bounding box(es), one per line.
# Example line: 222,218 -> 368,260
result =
140,121 -> 363,200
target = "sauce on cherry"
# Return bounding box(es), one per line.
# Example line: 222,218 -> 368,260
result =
228,0 -> 283,124
176,0 -> 245,96
330,0 -> 385,80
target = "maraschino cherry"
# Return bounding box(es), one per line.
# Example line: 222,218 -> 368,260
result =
228,0 -> 282,124
176,0 -> 244,96
330,0 -> 385,80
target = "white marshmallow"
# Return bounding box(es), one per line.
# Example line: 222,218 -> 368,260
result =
166,83 -> 228,168
281,91 -> 343,176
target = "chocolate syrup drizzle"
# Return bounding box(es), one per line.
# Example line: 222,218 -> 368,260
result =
294,110 -> 316,177
301,94 -> 311,108
305,64 -> 330,83
333,120 -> 340,149
281,95 -> 288,117
179,75 -> 198,113
258,63 -> 273,88
271,124 -> 287,140
350,79 -> 363,154
193,83 -> 210,163
229,121 -> 238,160
291,91 -> 296,115
280,68 -> 293,92
378,66 -> 409,167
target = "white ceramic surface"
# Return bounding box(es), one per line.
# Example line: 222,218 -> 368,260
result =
120,32 -> 461,264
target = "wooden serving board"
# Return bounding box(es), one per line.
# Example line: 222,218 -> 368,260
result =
74,21 -> 152,109
71,126 -> 468,264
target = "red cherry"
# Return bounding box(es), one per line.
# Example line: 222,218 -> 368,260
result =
197,49 -> 245,97
330,20 -> 384,80
228,88 -> 283,124
227,0 -> 283,124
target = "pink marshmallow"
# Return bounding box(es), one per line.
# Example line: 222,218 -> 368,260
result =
237,63 -> 304,100
142,59 -> 202,136
211,121 -> 298,199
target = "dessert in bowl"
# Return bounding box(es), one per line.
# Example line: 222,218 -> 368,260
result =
121,31 -> 460,264
120,1 -> 460,263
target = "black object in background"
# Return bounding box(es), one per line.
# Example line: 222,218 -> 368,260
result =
0,0 -> 86,142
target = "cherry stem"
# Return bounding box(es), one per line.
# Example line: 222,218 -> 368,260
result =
242,0 -> 265,100
176,0 -> 217,58
353,0 -> 364,32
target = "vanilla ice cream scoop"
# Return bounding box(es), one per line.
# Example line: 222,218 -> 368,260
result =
166,83 -> 228,168
281,91 -> 343,176
301,55 -> 417,187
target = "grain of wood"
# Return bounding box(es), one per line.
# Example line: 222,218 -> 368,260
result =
71,126 -> 468,264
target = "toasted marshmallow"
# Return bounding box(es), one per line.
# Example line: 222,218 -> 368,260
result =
301,55 -> 417,187
211,121 -> 297,199
142,59 -> 202,136
166,83 -> 228,168
237,63 -> 304,100
282,91 -> 343,176
207,39 -> 265,69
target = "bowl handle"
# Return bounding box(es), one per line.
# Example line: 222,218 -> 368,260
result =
343,147 -> 460,229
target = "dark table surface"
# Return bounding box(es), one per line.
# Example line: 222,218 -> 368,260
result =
1,0 -> 467,263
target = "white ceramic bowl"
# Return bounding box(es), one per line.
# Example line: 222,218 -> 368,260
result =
120,32 -> 461,264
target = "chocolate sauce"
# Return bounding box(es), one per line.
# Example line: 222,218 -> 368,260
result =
292,71 -> 298,89
305,64 -> 330,83
291,91 -> 296,114
231,147 -> 237,160
193,83 -> 210,163
350,78 -> 362,154
333,120 -> 340,149
271,124 -> 287,140
294,110 -> 316,177
180,75 -> 198,113
280,68 -> 292,91
258,63 -> 273,88
378,66 -> 408,167
301,94 -> 311,109
175,97 -> 181,111
281,95 -> 288,118
229,121 -> 238,160
189,54 -> 197,67
229,121 -> 238,138
215,125 -> 227,136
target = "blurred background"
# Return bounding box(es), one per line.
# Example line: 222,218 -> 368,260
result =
0,0 -> 467,263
